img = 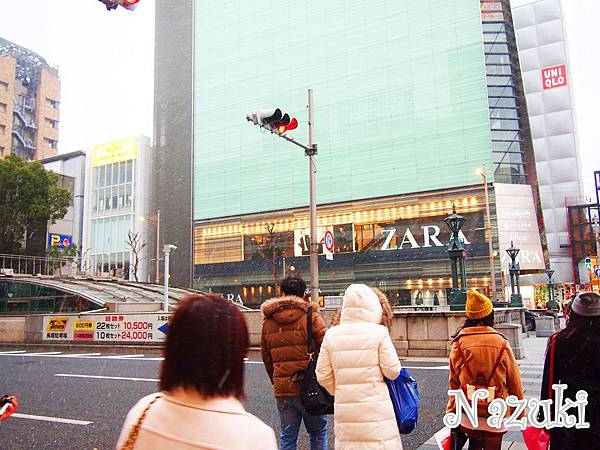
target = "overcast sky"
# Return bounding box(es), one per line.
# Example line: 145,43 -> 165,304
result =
0,0 -> 155,153
0,0 -> 597,198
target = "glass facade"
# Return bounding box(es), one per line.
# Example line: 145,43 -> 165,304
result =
193,0 -> 492,221
195,187 -> 496,309
0,280 -> 99,314
481,0 -> 529,184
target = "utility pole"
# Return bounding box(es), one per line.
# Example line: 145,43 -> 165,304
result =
163,244 -> 177,312
155,209 -> 161,284
307,89 -> 319,306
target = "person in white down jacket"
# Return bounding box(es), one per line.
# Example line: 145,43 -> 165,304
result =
315,284 -> 403,450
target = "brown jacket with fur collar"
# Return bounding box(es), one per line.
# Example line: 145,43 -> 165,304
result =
260,295 -> 328,397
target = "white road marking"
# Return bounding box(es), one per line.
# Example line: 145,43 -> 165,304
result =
11,412 -> 92,426
55,373 -> 159,382
103,354 -> 145,359
0,350 -> 27,354
62,353 -> 103,357
23,352 -> 63,356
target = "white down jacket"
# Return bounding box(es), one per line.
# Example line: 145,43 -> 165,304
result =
316,284 -> 402,450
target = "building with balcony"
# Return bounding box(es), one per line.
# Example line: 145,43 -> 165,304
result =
0,37 -> 60,161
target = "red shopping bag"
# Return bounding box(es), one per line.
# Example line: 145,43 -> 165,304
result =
522,426 -> 550,450
434,427 -> 452,450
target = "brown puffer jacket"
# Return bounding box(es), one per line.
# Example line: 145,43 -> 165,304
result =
260,295 -> 327,398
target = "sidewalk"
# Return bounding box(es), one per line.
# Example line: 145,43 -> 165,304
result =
417,335 -> 549,450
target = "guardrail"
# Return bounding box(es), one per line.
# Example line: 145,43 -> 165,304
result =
0,254 -> 76,277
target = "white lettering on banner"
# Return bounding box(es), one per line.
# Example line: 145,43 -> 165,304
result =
422,226 -> 443,248
380,227 -> 471,251
399,228 -> 420,249
226,293 -> 244,306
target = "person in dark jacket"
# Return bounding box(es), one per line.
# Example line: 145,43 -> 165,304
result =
540,291 -> 600,449
261,276 -> 328,450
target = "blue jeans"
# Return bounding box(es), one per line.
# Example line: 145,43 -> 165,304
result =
276,397 -> 328,450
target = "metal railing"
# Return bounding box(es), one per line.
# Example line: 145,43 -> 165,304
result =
0,254 -> 77,277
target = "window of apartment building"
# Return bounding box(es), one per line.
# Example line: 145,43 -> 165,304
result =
46,98 -> 59,109
44,138 -> 58,149
0,124 -> 5,135
91,160 -> 135,215
45,118 -> 59,129
0,102 -> 7,113
0,81 -> 7,92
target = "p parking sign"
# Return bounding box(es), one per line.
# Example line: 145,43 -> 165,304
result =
47,233 -> 73,249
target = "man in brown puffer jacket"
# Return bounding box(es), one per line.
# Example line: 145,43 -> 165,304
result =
261,276 -> 328,450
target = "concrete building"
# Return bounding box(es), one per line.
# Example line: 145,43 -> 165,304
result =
0,37 -> 60,161
82,136 -> 152,281
153,0 -> 556,308
41,151 -> 86,251
510,0 -> 586,284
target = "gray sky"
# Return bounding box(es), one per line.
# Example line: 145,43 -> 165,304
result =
0,0 -> 155,152
0,0 -> 597,198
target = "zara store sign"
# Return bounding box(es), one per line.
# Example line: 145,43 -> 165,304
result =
379,225 -> 471,250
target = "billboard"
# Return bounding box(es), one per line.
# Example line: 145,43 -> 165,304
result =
92,137 -> 138,167
495,183 -> 545,271
193,0 -> 491,220
47,233 -> 73,249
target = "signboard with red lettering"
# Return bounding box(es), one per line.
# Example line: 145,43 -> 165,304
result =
541,64 -> 567,90
42,313 -> 170,342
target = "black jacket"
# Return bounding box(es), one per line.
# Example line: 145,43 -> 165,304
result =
540,323 -> 600,447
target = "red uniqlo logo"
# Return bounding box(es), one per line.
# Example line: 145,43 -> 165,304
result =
541,64 -> 567,90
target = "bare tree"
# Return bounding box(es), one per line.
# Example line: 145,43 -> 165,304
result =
125,230 -> 148,282
257,223 -> 284,296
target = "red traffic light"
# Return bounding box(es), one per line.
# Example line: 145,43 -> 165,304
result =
119,0 -> 141,10
277,118 -> 298,134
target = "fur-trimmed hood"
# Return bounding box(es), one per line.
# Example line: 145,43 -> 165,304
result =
261,295 -> 318,325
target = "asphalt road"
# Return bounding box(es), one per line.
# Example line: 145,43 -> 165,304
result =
0,350 -> 449,450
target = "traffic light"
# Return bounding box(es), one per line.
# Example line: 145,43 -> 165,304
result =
119,0 -> 141,10
97,0 -> 141,11
585,257 -> 592,270
247,108 -> 298,134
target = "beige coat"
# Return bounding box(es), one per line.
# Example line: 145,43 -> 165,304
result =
117,392 -> 277,450
315,284 -> 402,450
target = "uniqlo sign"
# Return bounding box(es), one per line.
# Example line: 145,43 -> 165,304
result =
541,64 -> 567,90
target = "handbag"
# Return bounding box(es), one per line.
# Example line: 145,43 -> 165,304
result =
385,368 -> 420,434
300,306 -> 334,415
521,335 -> 555,450
120,394 -> 162,450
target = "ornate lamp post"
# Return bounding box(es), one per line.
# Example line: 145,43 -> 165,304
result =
545,268 -> 558,311
506,241 -> 523,307
444,205 -> 468,310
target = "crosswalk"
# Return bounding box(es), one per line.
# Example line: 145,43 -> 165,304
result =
0,349 -> 164,361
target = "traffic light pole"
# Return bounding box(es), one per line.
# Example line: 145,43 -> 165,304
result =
246,90 -> 319,304
307,89 -> 319,306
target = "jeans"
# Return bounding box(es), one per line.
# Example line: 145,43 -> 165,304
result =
276,397 -> 328,450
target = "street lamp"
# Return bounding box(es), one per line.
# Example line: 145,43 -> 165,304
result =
545,268 -> 558,311
163,244 -> 177,312
444,205 -> 468,310
140,209 -> 160,284
506,241 -> 523,307
476,164 -> 497,300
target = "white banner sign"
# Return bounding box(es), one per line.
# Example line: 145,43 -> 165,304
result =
42,313 -> 170,342
294,226 -> 333,257
495,183 -> 545,270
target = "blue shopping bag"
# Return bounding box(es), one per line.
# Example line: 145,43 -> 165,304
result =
385,368 -> 420,434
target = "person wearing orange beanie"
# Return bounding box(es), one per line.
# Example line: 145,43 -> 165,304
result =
446,289 -> 524,450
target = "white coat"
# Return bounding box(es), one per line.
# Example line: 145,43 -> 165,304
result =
316,284 -> 402,450
117,392 -> 277,450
